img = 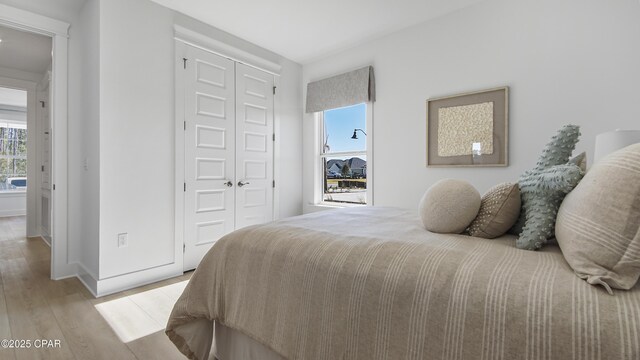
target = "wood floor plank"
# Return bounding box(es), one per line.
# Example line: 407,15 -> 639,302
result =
0,282 -> 16,360
0,242 -> 23,261
0,216 -> 190,360
19,237 -> 50,263
126,331 -> 186,360
27,258 -> 87,300
48,293 -> 137,360
0,283 -> 12,337
0,258 -> 76,360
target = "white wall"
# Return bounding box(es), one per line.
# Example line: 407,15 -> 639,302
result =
0,192 -> 26,217
302,0 -> 640,212
98,0 -> 302,280
68,0 -> 100,278
98,0 -> 175,279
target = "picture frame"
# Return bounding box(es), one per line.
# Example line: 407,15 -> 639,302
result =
426,86 -> 509,167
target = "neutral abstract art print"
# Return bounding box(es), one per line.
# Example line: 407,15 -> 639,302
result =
427,87 -> 508,167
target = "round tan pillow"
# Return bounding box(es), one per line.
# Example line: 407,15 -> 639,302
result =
419,179 -> 481,234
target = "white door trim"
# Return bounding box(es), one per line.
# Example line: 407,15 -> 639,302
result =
0,4 -> 72,279
173,25 -> 282,76
174,40 -> 187,272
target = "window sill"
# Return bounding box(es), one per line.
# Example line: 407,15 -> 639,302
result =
319,201 -> 366,208
304,201 -> 366,214
0,190 -> 26,197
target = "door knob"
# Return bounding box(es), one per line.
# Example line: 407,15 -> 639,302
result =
237,180 -> 250,187
224,181 -> 233,187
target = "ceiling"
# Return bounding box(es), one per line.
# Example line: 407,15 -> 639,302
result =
0,25 -> 52,74
149,0 -> 483,64
0,0 -> 86,23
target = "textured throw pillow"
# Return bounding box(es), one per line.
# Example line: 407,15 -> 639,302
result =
467,182 -> 521,239
419,179 -> 481,234
556,143 -> 640,294
569,151 -> 587,172
510,124 -> 585,250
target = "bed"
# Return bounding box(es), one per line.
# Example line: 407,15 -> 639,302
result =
166,206 -> 640,360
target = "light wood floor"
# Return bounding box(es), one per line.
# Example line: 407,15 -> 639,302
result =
0,216 -> 191,360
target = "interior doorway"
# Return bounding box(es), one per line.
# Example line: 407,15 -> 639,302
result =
0,23 -> 53,265
0,5 -> 70,280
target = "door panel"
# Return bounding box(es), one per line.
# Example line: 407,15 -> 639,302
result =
235,63 -> 274,229
184,45 -> 236,271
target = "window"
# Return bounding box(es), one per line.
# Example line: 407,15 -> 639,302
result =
0,122 -> 27,191
319,103 -> 369,205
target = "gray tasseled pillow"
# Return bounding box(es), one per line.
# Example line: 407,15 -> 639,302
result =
510,125 -> 585,250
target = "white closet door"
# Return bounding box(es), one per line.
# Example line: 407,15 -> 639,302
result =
184,45 -> 236,271
235,63 -> 274,229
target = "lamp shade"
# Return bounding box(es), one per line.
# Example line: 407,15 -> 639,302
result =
594,130 -> 640,163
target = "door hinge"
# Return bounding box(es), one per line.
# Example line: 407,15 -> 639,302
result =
272,133 -> 275,142
184,121 -> 186,131
273,86 -> 276,95
183,243 -> 185,253
184,183 -> 186,192
272,180 -> 275,188
182,58 -> 188,69
53,184 -> 56,190
40,101 -> 45,108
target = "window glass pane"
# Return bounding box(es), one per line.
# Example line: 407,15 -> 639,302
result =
322,155 -> 367,204
323,103 -> 366,153
0,126 -> 27,190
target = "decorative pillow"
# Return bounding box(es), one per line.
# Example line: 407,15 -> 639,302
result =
556,143 -> 640,294
509,125 -> 585,250
419,179 -> 481,234
467,182 -> 521,239
569,151 -> 587,172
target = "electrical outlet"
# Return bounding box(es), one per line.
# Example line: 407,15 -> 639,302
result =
118,233 -> 128,248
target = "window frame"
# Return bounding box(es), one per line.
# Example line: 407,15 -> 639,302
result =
315,102 -> 373,207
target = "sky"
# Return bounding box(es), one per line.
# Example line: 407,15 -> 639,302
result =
324,103 -> 366,153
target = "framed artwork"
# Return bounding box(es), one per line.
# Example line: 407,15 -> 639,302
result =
426,87 -> 509,167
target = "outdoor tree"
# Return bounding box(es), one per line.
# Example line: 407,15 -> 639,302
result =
341,163 -> 351,178
0,127 -> 27,183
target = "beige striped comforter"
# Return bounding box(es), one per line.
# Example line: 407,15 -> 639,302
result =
166,207 -> 640,360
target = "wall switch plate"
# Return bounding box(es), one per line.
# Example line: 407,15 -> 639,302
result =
118,233 -> 128,248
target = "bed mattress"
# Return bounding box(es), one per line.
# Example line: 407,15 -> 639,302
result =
167,206 -> 640,360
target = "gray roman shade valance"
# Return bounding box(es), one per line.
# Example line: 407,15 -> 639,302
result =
305,66 -> 375,113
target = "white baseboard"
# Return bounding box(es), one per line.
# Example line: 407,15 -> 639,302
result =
40,234 -> 51,246
93,262 -> 183,298
76,261 -> 98,297
71,261 -> 184,298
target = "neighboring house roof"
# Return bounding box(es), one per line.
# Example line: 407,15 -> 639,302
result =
347,157 -> 366,170
326,157 -> 366,171
328,163 -> 342,173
